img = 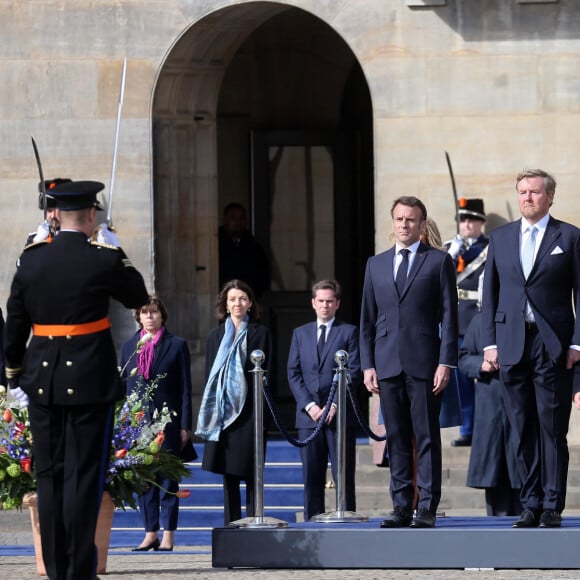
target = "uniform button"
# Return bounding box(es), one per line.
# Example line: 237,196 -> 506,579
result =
66,335 -> 72,340
67,388 -> 74,395
66,361 -> 73,367
48,335 -> 54,340
42,361 -> 48,367
38,388 -> 44,395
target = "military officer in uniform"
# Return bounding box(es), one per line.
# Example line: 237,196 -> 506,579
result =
4,180 -> 148,580
26,178 -> 72,245
446,198 -> 489,446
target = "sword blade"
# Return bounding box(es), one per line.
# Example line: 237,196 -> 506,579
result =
445,150 -> 460,234
107,57 -> 127,228
32,136 -> 47,221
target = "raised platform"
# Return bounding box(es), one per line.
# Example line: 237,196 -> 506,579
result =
212,516 -> 580,569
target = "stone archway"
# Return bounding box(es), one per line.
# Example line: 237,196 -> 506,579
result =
152,3 -> 374,414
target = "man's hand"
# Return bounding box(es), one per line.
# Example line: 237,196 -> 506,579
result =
96,223 -> 120,246
573,391 -> 580,411
364,368 -> 379,394
432,365 -> 451,395
566,348 -> 580,370
180,429 -> 190,448
483,347 -> 499,371
307,404 -> 324,422
32,221 -> 51,243
480,360 -> 496,373
7,381 -> 29,408
447,235 -> 464,259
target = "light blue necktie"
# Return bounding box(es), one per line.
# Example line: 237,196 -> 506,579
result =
522,226 -> 537,279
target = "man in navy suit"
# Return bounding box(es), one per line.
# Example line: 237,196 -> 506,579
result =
287,279 -> 361,520
482,168 -> 580,528
360,196 -> 458,528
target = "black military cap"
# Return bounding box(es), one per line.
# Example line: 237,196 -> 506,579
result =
49,180 -> 105,211
37,178 -> 72,210
457,198 -> 486,221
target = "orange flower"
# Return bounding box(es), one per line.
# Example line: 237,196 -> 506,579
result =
115,448 -> 128,459
20,458 -> 32,473
3,409 -> 12,423
177,489 -> 191,498
154,432 -> 165,445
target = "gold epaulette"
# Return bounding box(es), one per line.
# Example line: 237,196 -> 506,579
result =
23,240 -> 50,251
90,240 -> 119,251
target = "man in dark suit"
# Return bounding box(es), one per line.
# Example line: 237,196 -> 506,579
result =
360,196 -> 458,529
287,279 -> 361,520
482,168 -> 580,528
4,180 -> 148,579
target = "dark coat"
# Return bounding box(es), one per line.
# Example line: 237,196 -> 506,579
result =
4,231 -> 148,405
287,319 -> 361,428
360,243 -> 458,379
201,321 -> 271,479
120,329 -> 193,455
459,313 -> 521,490
482,217 -> 580,365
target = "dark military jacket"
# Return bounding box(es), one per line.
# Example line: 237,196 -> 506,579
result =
4,230 -> 148,405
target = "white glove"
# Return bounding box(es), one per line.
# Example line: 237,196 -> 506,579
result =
447,235 -> 464,259
96,223 -> 120,247
8,387 -> 29,408
32,221 -> 51,243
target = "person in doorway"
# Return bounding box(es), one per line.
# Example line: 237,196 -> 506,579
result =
121,295 -> 193,552
196,279 -> 271,525
482,168 -> 580,528
360,196 -> 458,529
218,203 -> 270,300
446,198 -> 489,447
287,279 -> 361,520
4,180 -> 148,579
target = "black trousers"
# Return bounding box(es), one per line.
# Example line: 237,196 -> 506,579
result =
222,474 -> 255,525
379,372 -> 442,514
28,402 -> 114,580
500,326 -> 573,513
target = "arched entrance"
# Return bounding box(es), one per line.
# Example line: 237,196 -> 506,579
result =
152,2 -> 374,424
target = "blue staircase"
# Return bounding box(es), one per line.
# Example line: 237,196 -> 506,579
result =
110,439 -> 304,547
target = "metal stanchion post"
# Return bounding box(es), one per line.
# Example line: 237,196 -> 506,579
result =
312,350 -> 368,523
230,350 -> 288,528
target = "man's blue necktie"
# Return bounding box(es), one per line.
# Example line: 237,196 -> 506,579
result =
317,324 -> 326,362
396,249 -> 410,295
522,226 -> 537,279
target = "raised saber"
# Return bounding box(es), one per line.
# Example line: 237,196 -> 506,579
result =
107,57 -> 127,229
31,136 -> 47,221
445,150 -> 460,234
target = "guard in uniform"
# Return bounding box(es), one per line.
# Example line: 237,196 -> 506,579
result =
25,178 -> 72,245
445,198 -> 489,446
4,180 -> 148,580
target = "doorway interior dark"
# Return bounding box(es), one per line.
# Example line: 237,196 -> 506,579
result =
216,6 -> 374,430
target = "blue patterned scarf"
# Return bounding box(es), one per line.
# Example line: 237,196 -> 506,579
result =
195,316 -> 248,441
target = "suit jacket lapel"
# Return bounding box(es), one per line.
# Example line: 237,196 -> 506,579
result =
400,242 -> 429,298
533,218 -> 560,272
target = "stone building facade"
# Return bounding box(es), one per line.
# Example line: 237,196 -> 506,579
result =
1,0 -> 580,432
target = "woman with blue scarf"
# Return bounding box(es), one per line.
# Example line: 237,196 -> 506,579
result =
196,279 -> 271,525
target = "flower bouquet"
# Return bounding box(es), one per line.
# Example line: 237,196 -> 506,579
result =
0,387 -> 35,509
106,379 -> 191,509
0,381 -> 190,510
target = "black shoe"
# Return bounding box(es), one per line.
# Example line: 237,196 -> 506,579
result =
379,507 -> 413,528
131,538 -> 160,551
512,509 -> 540,528
451,435 -> 472,447
539,510 -> 562,528
158,546 -> 174,551
410,509 -> 436,528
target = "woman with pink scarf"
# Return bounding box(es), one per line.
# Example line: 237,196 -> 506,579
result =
120,295 -> 193,551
